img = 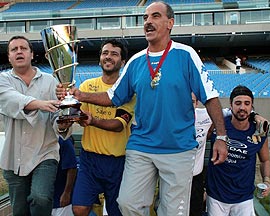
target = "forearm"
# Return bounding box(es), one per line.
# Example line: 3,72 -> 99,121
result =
260,160 -> 270,183
91,118 -> 124,132
78,91 -> 112,106
24,100 -> 40,110
63,168 -> 77,194
205,97 -> 226,135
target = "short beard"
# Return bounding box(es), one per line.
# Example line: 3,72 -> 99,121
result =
101,64 -> 121,75
232,110 -> 249,122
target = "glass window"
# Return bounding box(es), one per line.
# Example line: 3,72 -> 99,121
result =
240,10 -> 270,24
180,14 -> 193,26
74,18 -> 95,30
174,14 -> 181,26
240,11 -> 250,24
29,20 -> 49,32
126,16 -> 144,28
51,19 -> 71,26
195,13 -> 213,26
97,17 -> 120,30
6,21 -> 25,33
226,12 -> 239,25
126,16 -> 136,28
137,15 -> 144,27
0,22 -> 6,33
261,10 -> 270,21
214,12 -> 225,25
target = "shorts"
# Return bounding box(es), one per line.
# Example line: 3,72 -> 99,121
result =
207,195 -> 255,216
72,149 -> 125,216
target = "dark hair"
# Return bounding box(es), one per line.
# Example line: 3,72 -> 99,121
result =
7,35 -> 33,54
99,39 -> 128,61
152,1 -> 174,19
230,85 -> 254,103
163,1 -> 174,19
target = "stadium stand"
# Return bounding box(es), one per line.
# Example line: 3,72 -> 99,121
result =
73,0 -> 141,9
204,60 -> 221,71
245,57 -> 270,73
2,0 -> 142,12
2,1 -> 77,12
208,72 -> 270,98
145,0 -> 215,5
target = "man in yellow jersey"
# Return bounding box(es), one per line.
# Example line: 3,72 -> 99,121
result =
71,39 -> 135,216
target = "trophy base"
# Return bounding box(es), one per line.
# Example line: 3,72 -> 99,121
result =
57,103 -> 88,124
57,112 -> 88,124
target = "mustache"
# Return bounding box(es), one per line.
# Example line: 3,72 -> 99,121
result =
237,110 -> 248,114
232,110 -> 249,121
145,23 -> 155,30
100,58 -> 114,65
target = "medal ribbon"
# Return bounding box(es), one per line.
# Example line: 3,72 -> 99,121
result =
146,40 -> 172,80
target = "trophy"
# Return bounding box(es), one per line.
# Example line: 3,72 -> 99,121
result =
40,24 -> 87,123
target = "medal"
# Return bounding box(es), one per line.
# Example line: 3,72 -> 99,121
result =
146,40 -> 172,89
150,70 -> 162,88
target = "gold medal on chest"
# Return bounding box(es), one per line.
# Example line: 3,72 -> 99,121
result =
150,70 -> 162,89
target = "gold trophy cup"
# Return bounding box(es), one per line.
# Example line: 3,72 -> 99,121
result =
40,24 -> 87,123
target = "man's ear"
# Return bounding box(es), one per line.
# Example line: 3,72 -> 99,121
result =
121,60 -> 126,67
167,18 -> 174,30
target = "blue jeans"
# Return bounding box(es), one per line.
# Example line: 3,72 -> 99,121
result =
3,159 -> 58,216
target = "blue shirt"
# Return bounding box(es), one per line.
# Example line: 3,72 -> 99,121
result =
206,116 -> 266,203
53,137 -> 77,208
108,41 -> 218,154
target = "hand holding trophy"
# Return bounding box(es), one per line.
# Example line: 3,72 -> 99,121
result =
40,24 -> 87,123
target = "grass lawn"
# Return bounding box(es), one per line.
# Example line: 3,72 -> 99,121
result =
0,169 -> 8,196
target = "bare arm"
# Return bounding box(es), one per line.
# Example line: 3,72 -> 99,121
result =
78,111 -> 124,132
56,83 -> 112,106
258,138 -> 270,197
60,168 -> 77,207
90,118 -> 124,132
73,89 -> 112,106
24,99 -> 61,112
205,97 -> 228,165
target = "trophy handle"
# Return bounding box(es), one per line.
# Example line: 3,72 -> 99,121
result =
53,62 -> 79,74
47,39 -> 80,54
44,40 -> 80,60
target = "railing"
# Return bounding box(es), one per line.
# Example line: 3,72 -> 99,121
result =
0,0 -> 269,21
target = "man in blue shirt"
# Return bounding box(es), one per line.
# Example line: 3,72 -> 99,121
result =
52,136 -> 77,216
206,85 -> 270,216
56,2 -> 228,215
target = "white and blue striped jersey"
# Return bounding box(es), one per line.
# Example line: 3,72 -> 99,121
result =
108,40 -> 219,154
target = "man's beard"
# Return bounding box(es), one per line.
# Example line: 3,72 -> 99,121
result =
101,63 -> 121,75
232,110 -> 250,122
